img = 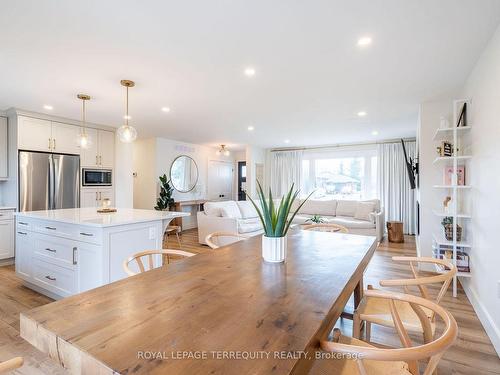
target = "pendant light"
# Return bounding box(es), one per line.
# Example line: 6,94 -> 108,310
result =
77,94 -> 92,149
117,79 -> 138,143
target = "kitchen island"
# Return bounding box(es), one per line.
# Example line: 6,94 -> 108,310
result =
15,208 -> 189,299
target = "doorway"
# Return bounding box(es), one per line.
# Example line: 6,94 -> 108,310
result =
207,160 -> 234,200
237,161 -> 246,200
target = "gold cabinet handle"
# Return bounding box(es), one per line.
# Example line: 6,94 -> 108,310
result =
96,155 -> 99,165
95,192 -> 98,201
48,138 -> 51,149
53,139 -> 56,150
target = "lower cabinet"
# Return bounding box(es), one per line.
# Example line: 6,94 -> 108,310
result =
81,188 -> 114,208
0,209 -> 15,260
15,222 -> 103,298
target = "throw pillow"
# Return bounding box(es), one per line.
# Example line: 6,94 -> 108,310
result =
354,202 -> 376,222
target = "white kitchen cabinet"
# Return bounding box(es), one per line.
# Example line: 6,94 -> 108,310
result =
81,129 -> 114,168
18,116 -> 52,152
0,117 -> 7,179
15,226 -> 32,278
0,221 -> 14,259
81,188 -> 114,208
51,121 -> 81,155
80,128 -> 99,167
98,130 -> 115,168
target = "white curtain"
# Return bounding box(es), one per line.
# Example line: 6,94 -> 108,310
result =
269,150 -> 303,197
377,141 -> 416,234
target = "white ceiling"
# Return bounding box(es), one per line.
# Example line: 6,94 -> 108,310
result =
1,0 -> 500,149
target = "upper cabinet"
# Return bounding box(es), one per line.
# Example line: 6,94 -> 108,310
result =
51,122 -> 81,155
17,116 -> 115,168
0,117 -> 7,179
81,129 -> 114,168
17,116 -> 52,152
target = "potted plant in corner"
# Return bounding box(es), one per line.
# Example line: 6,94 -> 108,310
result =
441,216 -> 462,241
154,174 -> 175,211
247,181 -> 312,263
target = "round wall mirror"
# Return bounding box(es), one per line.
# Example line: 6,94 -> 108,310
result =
170,155 -> 199,193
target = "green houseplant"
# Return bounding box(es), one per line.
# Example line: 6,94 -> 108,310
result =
247,181 -> 312,262
154,174 -> 175,211
306,214 -> 325,224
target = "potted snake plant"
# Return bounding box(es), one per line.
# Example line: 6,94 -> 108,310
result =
247,181 -> 312,263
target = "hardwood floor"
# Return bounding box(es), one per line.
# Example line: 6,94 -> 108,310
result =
0,230 -> 498,374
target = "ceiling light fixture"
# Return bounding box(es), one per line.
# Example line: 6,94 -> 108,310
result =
244,67 -> 256,77
357,111 -> 367,117
247,126 -> 255,131
371,130 -> 379,136
357,36 -> 372,46
117,80 -> 138,143
43,105 -> 53,110
216,144 -> 230,156
284,139 -> 290,144
76,94 -> 92,149
161,107 -> 171,113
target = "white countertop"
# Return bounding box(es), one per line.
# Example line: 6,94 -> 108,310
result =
15,208 -> 189,227
0,207 -> 16,210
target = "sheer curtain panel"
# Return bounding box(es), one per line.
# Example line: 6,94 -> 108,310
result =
269,150 -> 303,197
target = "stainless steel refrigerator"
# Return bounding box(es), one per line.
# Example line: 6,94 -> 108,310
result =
19,151 -> 80,212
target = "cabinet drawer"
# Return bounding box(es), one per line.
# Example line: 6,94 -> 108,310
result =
16,219 -> 31,231
77,227 -> 102,244
33,258 -> 76,297
33,233 -> 77,269
0,210 -> 14,221
36,221 -> 75,237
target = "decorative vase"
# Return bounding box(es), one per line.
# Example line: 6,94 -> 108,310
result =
262,235 -> 287,263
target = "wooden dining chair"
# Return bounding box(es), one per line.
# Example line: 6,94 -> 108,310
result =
302,223 -> 349,233
0,357 -> 23,374
353,256 -> 457,344
205,232 -> 249,249
164,225 -> 182,248
312,289 -> 458,375
123,249 -> 195,276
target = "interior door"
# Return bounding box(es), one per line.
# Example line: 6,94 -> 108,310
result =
208,160 -> 233,201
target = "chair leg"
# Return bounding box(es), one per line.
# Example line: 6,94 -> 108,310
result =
353,311 -> 361,339
365,321 -> 371,342
176,232 -> 182,248
165,233 -> 169,248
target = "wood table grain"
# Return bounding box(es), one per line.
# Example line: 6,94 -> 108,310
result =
20,230 -> 377,375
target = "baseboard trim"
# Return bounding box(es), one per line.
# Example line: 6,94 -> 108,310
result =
462,282 -> 500,356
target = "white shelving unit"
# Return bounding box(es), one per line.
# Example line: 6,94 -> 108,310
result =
432,99 -> 472,297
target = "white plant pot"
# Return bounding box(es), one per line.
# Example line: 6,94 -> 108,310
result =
262,235 -> 287,263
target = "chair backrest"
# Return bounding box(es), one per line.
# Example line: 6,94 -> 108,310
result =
302,223 -> 349,233
123,249 -> 195,276
205,231 -> 249,249
321,289 -> 458,375
0,357 -> 23,374
379,257 -> 457,310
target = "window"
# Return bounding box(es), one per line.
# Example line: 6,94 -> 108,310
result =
300,146 -> 377,200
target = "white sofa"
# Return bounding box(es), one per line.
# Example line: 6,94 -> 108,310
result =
197,201 -> 264,245
197,199 -> 384,245
291,199 -> 384,240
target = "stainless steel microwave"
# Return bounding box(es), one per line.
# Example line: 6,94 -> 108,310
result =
82,169 -> 112,186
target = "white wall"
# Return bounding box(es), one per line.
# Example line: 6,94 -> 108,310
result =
416,99 -> 455,259
460,24 -> 500,355
114,135 -> 134,208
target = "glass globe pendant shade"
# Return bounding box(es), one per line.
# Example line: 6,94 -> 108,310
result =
77,131 -> 92,149
117,125 -> 137,143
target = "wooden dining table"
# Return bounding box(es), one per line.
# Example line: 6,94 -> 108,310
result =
20,230 -> 377,375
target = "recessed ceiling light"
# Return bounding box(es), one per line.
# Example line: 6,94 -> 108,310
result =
123,115 -> 131,120
371,130 -> 379,136
161,107 -> 171,113
284,139 -> 290,144
43,105 -> 53,110
244,67 -> 256,77
357,111 -> 367,117
357,36 -> 372,47
247,126 -> 255,131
